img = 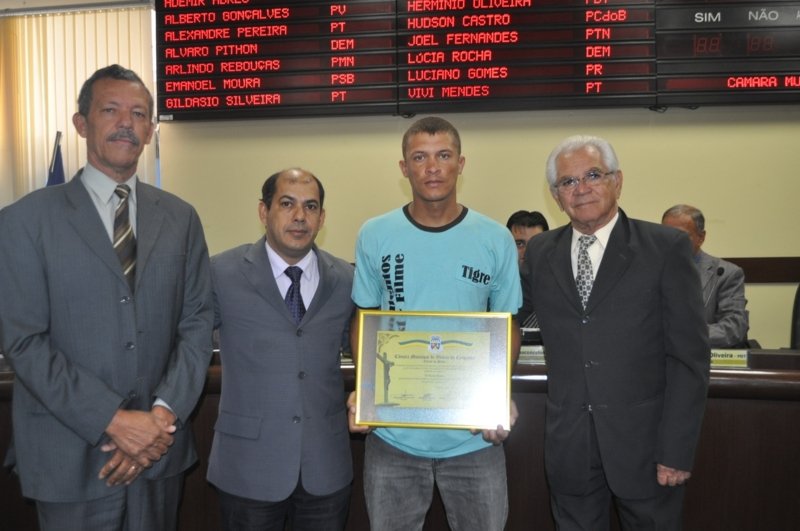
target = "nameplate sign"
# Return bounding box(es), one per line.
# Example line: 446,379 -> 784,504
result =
710,349 -> 749,369
518,344 -> 545,366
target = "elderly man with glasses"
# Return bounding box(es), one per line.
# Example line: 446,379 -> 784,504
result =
518,135 -> 710,531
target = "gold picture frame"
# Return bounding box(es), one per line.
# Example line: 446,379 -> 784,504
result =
354,310 -> 512,430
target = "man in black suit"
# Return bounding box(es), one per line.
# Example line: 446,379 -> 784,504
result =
519,135 -> 709,530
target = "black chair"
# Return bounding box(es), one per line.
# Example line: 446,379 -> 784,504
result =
791,283 -> 800,350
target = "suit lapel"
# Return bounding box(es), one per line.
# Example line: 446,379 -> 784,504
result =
64,172 -> 128,287
587,211 -> 634,312
697,251 -> 718,311
241,237 -> 295,322
697,251 -> 716,291
134,183 -> 165,291
305,247 -> 336,322
241,240 -> 334,325
546,226 -> 584,313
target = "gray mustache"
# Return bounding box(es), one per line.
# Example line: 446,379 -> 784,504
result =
108,129 -> 140,145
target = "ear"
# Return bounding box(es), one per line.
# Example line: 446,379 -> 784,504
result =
613,170 -> 624,199
72,112 -> 88,138
550,187 -> 564,211
457,155 -> 465,174
318,208 -> 326,230
399,159 -> 408,178
258,200 -> 268,226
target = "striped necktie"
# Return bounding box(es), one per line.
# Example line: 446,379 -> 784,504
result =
113,185 -> 136,291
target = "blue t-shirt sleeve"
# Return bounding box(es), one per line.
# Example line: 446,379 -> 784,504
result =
351,224 -> 382,308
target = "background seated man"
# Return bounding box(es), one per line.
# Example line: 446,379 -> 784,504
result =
506,210 -> 549,266
506,210 -> 549,329
662,204 -> 749,348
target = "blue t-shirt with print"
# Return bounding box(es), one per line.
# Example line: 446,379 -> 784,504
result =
352,205 -> 522,458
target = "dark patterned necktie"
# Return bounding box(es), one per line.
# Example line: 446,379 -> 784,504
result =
521,311 -> 540,329
113,185 -> 136,291
284,266 -> 306,325
576,234 -> 597,310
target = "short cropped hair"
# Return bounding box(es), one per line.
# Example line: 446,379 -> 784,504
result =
662,204 -> 705,233
506,210 -> 549,232
402,116 -> 461,158
261,169 -> 325,210
77,64 -> 153,119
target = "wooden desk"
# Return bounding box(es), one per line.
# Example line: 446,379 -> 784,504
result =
2,363 -> 799,530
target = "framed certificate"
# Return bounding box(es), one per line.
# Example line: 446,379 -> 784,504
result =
354,310 -> 512,430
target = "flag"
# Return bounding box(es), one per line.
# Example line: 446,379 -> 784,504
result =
47,132 -> 65,186
155,126 -> 162,188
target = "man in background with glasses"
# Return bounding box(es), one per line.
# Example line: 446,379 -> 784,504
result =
518,135 -> 709,531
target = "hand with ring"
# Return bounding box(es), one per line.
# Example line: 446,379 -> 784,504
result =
99,449 -> 145,487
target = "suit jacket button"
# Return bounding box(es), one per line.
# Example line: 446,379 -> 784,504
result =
581,317 -> 590,324
298,371 -> 306,379
296,329 -> 303,337
124,342 -> 135,350
292,416 -> 301,423
119,296 -> 131,304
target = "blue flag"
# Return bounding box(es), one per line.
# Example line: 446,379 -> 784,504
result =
47,142 -> 65,186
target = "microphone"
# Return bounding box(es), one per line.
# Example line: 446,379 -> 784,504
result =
704,267 -> 724,308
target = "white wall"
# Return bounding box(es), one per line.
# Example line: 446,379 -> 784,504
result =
157,104 -> 800,349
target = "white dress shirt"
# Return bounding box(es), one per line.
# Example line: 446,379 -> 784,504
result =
265,241 -> 320,307
80,164 -> 138,240
570,211 -> 620,279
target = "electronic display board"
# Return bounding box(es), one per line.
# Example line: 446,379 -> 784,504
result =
155,1 -> 800,121
656,2 -> 800,105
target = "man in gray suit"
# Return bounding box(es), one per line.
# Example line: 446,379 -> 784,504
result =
662,204 -> 749,348
207,168 -> 354,531
0,65 -> 214,531
519,135 -> 709,530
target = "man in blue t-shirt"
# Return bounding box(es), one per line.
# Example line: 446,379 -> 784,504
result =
348,116 -> 522,531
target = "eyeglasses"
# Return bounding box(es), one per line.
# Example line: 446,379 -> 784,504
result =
514,240 -> 526,249
553,170 -> 616,193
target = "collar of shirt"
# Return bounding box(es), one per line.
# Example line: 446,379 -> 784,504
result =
80,164 -> 138,240
570,210 -> 619,278
264,241 -> 319,305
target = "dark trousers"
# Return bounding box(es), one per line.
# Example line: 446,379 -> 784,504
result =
218,480 -> 351,531
36,473 -> 183,531
550,420 -> 686,531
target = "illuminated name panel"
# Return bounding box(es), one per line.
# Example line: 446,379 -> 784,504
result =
157,1 -> 398,120
154,1 -> 800,121
396,0 -> 656,114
